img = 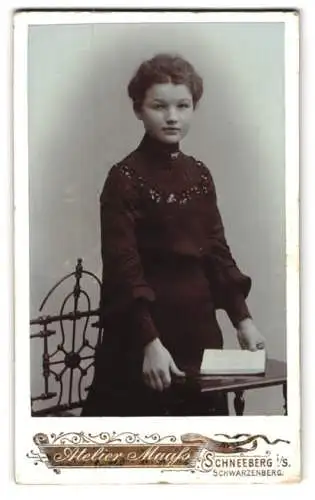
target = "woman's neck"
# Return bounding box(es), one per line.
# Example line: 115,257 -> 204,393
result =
137,133 -> 180,162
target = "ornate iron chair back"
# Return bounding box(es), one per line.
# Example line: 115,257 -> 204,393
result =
30,259 -> 102,416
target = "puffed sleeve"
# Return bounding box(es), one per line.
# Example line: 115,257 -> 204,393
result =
99,165 -> 159,346
201,163 -> 252,327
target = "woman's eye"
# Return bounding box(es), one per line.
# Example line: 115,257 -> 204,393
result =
151,103 -> 191,110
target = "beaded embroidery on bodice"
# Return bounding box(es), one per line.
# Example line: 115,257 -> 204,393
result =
118,160 -> 211,206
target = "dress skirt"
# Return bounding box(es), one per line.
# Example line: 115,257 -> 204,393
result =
81,255 -> 229,417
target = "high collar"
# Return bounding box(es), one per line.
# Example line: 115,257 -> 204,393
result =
137,133 -> 181,165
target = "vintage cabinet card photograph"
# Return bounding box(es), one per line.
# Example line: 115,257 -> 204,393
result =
13,9 -> 300,484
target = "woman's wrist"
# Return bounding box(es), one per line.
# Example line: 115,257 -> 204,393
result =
134,299 -> 160,347
226,293 -> 252,329
144,337 -> 162,352
237,317 -> 253,329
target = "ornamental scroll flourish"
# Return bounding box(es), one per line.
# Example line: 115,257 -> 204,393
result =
27,432 -> 290,475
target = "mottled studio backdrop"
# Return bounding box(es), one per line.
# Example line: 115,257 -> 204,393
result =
28,21 -> 285,414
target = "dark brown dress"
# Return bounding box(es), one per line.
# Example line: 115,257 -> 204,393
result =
82,134 -> 251,416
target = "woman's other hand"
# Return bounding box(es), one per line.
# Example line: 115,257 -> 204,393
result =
143,338 -> 185,391
237,318 -> 266,351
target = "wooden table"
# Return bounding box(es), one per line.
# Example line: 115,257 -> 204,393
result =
194,358 -> 287,416
172,359 -> 287,416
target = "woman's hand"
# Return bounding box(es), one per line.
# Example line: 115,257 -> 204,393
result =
237,318 -> 266,351
143,338 -> 185,391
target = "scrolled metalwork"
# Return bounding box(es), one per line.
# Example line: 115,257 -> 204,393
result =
30,258 -> 102,416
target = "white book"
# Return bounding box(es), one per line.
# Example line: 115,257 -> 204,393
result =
200,349 -> 266,376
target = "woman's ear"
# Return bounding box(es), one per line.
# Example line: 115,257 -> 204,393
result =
133,102 -> 143,121
134,106 -> 143,121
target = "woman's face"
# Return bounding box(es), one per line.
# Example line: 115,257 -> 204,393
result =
136,82 -> 194,144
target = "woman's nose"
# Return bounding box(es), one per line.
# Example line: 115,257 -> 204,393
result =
166,107 -> 178,123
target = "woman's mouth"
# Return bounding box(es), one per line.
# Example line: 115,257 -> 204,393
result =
163,128 -> 180,133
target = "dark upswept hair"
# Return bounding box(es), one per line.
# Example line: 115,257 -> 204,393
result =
127,53 -> 203,112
